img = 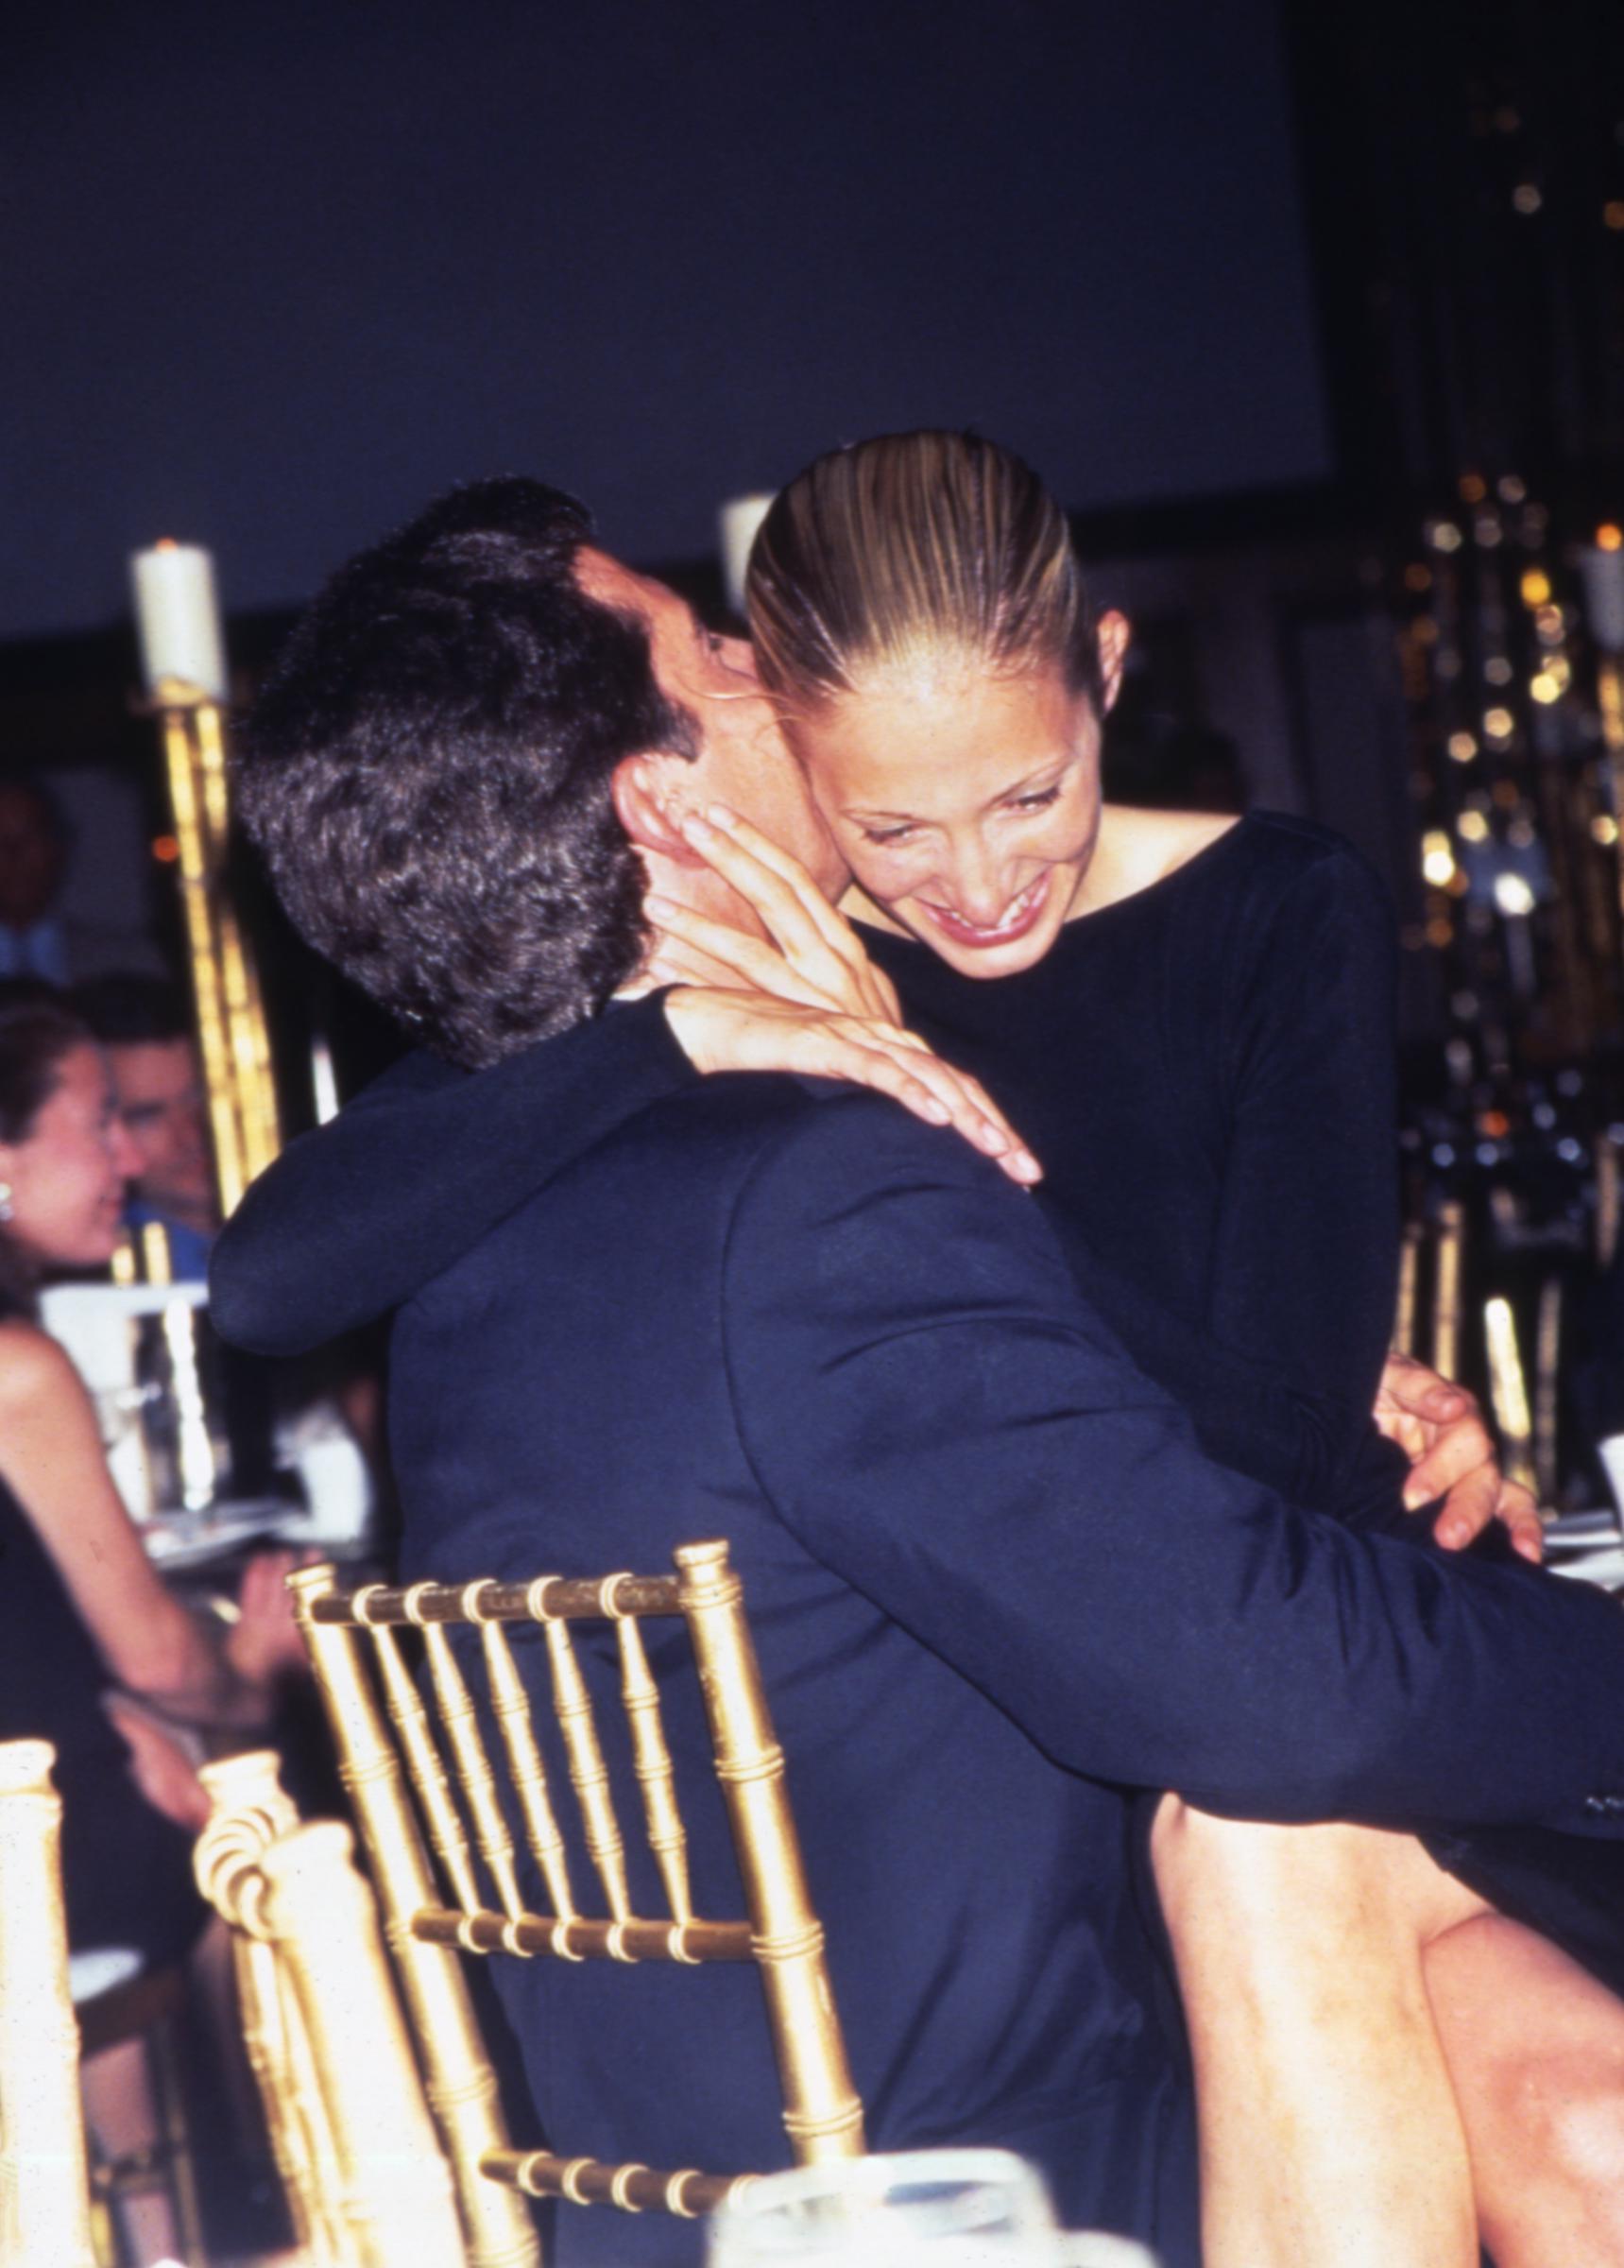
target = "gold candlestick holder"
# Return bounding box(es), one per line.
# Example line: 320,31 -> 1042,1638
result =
149,678 -> 281,1217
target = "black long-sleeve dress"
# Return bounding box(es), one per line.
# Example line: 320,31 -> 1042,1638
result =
213,809 -> 1624,1991
0,1474 -> 201,1964
859,813 -> 1624,1990
862,812 -> 1414,1528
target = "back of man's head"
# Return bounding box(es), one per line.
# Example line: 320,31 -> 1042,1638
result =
238,477 -> 695,1067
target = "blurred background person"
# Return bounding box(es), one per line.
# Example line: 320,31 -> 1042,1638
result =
0,774 -> 166,987
0,995 -> 303,2262
77,972 -> 217,1277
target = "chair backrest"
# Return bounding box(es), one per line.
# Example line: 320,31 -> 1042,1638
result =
0,1739 -> 96,2268
194,1748 -> 467,2268
290,1536 -> 865,2249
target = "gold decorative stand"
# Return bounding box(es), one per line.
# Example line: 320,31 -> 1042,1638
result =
150,679 -> 281,1217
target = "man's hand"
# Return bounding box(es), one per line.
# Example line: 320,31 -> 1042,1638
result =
651,806 -> 1041,1187
1374,1351 -> 1544,1562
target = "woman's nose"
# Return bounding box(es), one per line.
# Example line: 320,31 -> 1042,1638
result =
942,839 -> 1015,925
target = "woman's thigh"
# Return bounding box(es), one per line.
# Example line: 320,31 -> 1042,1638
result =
1150,1803 -> 1489,2268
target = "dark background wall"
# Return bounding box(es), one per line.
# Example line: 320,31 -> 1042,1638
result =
5,0 -> 1329,639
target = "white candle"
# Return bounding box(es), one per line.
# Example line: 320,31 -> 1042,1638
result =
130,540 -> 227,699
718,492 -> 776,617
1578,532 -> 1624,657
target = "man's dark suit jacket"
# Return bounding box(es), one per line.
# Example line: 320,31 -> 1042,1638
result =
214,1023 -> 1624,2268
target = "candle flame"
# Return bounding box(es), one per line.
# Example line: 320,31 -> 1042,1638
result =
1598,524 -> 1623,553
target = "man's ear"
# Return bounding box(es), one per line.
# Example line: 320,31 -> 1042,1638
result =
610,753 -> 702,864
1097,610 -> 1131,716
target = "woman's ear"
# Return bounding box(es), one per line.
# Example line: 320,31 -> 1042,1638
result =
1097,610 -> 1132,715
610,753 -> 702,864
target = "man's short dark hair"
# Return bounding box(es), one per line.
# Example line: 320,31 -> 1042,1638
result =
0,774 -> 70,843
75,972 -> 192,1046
236,478 -> 697,1067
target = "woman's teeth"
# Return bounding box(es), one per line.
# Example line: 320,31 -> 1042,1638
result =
925,874 -> 1046,943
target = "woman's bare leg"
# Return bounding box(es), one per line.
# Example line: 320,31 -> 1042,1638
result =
1426,1912 -> 1624,2267
79,2035 -> 181,2268
1152,1799 -> 1487,2268
1154,1800 -> 1624,2268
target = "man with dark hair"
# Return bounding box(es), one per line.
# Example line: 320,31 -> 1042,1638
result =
216,481 -> 1624,2268
77,974 -> 215,1276
242,479 -> 702,1066
0,775 -> 166,987
0,776 -> 70,979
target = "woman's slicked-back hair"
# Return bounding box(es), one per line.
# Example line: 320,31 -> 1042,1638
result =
746,431 -> 1102,717
237,477 -> 699,1068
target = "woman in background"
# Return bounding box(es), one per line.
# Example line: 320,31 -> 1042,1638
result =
0,996 -> 302,2262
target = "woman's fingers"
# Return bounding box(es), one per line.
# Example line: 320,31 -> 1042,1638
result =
1376,1351 -> 1544,1559
795,1022 -> 1043,1183
1431,1469 -> 1545,1561
662,988 -> 1041,1183
681,807 -> 892,1017
648,897 -> 845,1012
697,805 -> 855,952
1492,1481 -> 1547,1564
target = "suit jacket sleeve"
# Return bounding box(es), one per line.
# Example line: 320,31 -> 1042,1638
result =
210,995 -> 696,1354
722,1092 -> 1624,1833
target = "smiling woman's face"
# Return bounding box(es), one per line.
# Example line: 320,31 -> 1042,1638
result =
0,1041 -> 139,1271
790,661 -> 1104,979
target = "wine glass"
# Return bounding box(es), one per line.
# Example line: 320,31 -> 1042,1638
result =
708,2149 -> 1157,2268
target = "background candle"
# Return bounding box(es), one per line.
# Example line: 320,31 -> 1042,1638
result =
130,540 -> 227,699
718,492 -> 776,618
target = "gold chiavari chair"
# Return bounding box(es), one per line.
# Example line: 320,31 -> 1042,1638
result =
0,1738 -> 206,2268
194,1748 -> 467,2268
0,1738 -> 97,2268
289,1537 -> 865,2263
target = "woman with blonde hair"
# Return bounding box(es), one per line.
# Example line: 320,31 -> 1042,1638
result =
212,438 -> 1611,2265
665,428 -> 1623,2268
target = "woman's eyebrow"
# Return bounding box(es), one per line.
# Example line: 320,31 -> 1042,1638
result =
998,757 -> 1069,796
845,760 -> 1069,822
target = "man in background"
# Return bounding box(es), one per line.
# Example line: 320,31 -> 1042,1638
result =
0,775 -> 167,987
77,974 -> 216,1279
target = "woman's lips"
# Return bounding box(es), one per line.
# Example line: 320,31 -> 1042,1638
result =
917,870 -> 1050,950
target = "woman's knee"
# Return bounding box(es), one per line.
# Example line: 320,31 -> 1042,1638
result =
1513,2049 -> 1624,2241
